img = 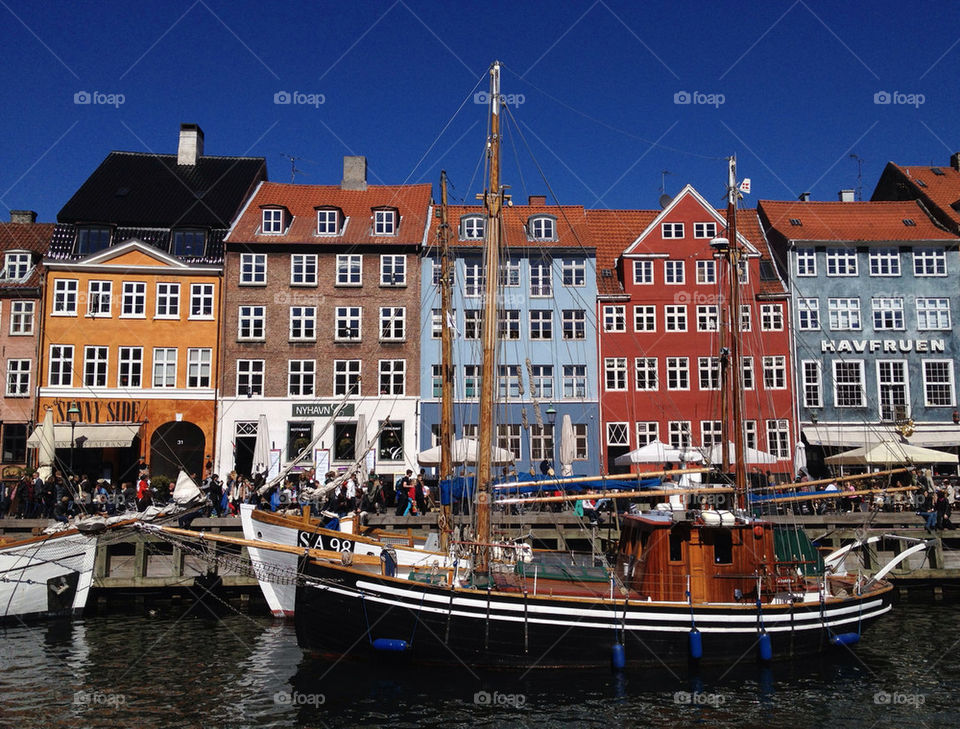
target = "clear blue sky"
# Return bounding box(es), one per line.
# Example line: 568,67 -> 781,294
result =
1,1 -> 957,221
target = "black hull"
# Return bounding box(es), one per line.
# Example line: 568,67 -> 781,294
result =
295,562 -> 894,668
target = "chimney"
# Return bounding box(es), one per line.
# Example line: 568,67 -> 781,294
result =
798,192 -> 811,202
951,152 -> 960,171
9,210 -> 37,224
177,123 -> 204,166
838,189 -> 855,202
341,155 -> 367,191
528,195 -> 546,205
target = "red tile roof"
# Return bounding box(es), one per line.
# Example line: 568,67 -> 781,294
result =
427,204 -> 595,251
882,163 -> 960,228
585,210 -> 658,295
0,222 -> 55,254
226,182 -> 432,245
758,200 -> 954,241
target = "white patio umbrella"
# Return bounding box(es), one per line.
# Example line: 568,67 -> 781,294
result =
559,414 -> 576,477
825,442 -> 958,466
172,469 -> 203,505
417,438 -> 515,466
793,440 -> 808,476
252,413 -> 271,476
703,441 -> 779,465
37,406 -> 56,482
614,439 -> 704,466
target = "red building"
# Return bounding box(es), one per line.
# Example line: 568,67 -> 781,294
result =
588,185 -> 796,476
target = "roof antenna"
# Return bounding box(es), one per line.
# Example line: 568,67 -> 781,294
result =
658,170 -> 673,208
281,154 -> 306,183
849,154 -> 863,201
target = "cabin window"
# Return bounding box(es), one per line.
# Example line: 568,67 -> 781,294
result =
714,529 -> 733,564
668,530 -> 684,563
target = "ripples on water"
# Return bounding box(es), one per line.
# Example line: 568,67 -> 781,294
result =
0,599 -> 957,729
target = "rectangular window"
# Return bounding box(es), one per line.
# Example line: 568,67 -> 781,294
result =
431,309 -> 442,339
336,254 -> 362,286
190,284 -> 214,319
5,359 -> 30,397
573,424 -> 588,460
460,216 -> 484,240
87,280 -> 112,317
701,420 -> 722,447
529,310 -> 553,340
53,279 -> 78,315
83,346 -> 108,387
796,248 -> 816,277
633,260 -> 653,284
606,422 -> 629,446
239,253 -> 267,285
530,424 -> 554,462
744,420 -> 757,450
633,305 -> 655,332
762,356 -> 787,390
872,297 -> 904,330
187,348 -> 212,388
797,298 -> 820,330
380,255 -> 406,286
172,230 -> 206,258
464,262 -> 484,296
118,346 -> 142,388
334,360 -> 361,396
923,360 -> 955,406
238,305 -> 266,340
335,306 -> 362,341
664,305 -> 687,332
431,364 -> 442,398
802,360 -> 822,408
9,301 -> 34,335
498,309 -> 520,340
236,359 -> 264,396
668,421 -> 691,449
698,357 -> 720,390
529,217 -> 555,241
155,282 -> 180,319
464,365 -> 480,399
828,298 -> 861,330
333,422 -> 357,461
741,356 -> 754,390
374,210 -> 396,236
48,345 -> 73,386
75,227 -> 111,256
498,365 -> 521,399
696,260 -> 716,284
740,304 -> 751,331
662,222 -> 684,238
379,360 -> 405,395
152,348 -> 177,388
289,306 -> 317,341
464,310 -> 482,340
760,304 -> 783,331
530,364 -> 553,399
666,357 -> 689,390
604,357 -> 627,391
664,260 -> 684,284
2,423 -> 27,464
316,209 -> 339,235
3,252 -> 31,280
291,254 -> 318,286
561,258 -> 585,286
497,424 -> 523,461
287,422 -> 313,462
869,248 -> 900,276
694,222 -> 717,239
262,208 -> 284,234
826,247 -> 858,276
636,422 -> 658,447
500,258 -> 521,287
562,310 -> 585,339
916,298 -> 951,330
530,261 -> 552,297
914,248 -> 947,276
602,305 -> 626,332
121,282 -> 146,317
562,365 -> 586,398
378,421 -> 404,462
696,305 -> 719,332
877,360 -> 908,421
834,361 -> 865,407
634,357 -> 658,391
766,420 -> 790,459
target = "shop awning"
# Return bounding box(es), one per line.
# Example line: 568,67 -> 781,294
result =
802,424 -> 960,449
27,423 -> 141,449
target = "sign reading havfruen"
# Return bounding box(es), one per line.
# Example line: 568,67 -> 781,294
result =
821,339 -> 946,354
291,403 -> 355,418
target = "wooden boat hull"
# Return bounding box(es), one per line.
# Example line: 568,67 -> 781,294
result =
294,560 -> 894,668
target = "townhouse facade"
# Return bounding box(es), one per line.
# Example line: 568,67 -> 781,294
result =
419,198 -> 602,477
591,186 -> 796,475
217,157 -> 431,488
35,124 -> 266,482
759,198 -> 960,460
0,211 -> 54,475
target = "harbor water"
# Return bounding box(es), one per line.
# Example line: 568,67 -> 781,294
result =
1,598 -> 957,728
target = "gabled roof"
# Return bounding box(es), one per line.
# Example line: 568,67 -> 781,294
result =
758,199 -> 955,241
871,161 -> 960,232
426,204 -> 596,253
45,238 -> 219,273
58,151 -> 266,228
585,209 -> 658,295
0,221 -> 54,293
226,182 -> 432,246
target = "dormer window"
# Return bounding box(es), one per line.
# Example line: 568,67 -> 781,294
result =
316,208 -> 342,235
261,207 -> 287,234
529,215 -> 556,241
75,226 -> 112,256
460,215 -> 485,240
171,229 -> 206,258
374,209 -> 397,236
2,251 -> 31,281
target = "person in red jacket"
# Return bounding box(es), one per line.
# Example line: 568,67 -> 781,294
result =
136,470 -> 152,511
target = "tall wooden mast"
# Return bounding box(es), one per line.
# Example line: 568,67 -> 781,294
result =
724,156 -> 748,509
475,61 -> 504,574
438,170 -> 455,550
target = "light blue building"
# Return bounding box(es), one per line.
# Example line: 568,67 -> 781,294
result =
419,201 -> 601,477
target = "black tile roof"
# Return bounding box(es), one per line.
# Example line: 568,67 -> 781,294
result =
57,151 -> 266,229
47,223 -> 229,264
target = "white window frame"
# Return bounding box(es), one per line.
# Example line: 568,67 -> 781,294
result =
602,305 -> 626,332
374,209 -> 396,236
378,359 -> 405,395
336,254 -> 362,286
86,280 -> 112,317
766,420 -> 790,459
869,248 -> 901,277
236,359 -> 265,397
802,360 -> 822,408
3,251 -> 31,281
914,248 -> 947,277
460,215 -> 484,240
530,364 -> 554,399
154,282 -> 180,319
636,422 -> 658,447
877,359 -> 909,421
52,279 -> 78,316
634,305 -> 656,332
529,261 -> 552,297
189,283 -> 215,320
379,307 -> 406,342
529,216 -> 556,241
762,355 -> 787,390
187,348 -> 212,388
316,209 -> 339,235
606,422 -> 629,446
634,357 -> 658,391
561,258 -> 586,287
698,356 -> 720,390
118,346 -> 142,388
291,254 -> 318,286
562,364 -> 586,399
797,298 -> 820,331
121,281 -> 146,318
916,298 -> 951,331
152,347 -> 177,389
335,306 -> 362,342
661,222 -> 684,239
604,357 -> 627,391
333,360 -> 361,396
826,247 -> 858,276
668,421 -> 691,449
633,260 -> 653,285
238,305 -> 266,341
664,259 -> 684,284
262,208 -> 284,234
664,305 -> 687,332
833,360 -> 866,408
289,306 -> 317,342
562,309 -> 585,340
828,298 -> 862,331
694,222 -> 717,239
287,359 -> 315,397
380,254 -> 407,287
529,310 -> 553,340
923,360 -> 955,407
9,300 -> 34,335
82,346 -> 108,387
239,253 -> 267,285
795,248 -> 816,277
696,305 -> 719,332
5,359 -> 30,397
48,344 -> 73,386
872,297 -> 905,331
696,260 -> 716,284
666,356 -> 689,391
741,356 -> 755,390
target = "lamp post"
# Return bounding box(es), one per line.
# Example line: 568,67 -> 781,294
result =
66,401 -> 80,477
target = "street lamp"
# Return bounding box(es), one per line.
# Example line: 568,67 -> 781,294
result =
66,401 -> 81,477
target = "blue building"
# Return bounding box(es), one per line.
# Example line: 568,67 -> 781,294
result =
419,198 -> 601,477
759,197 -> 960,461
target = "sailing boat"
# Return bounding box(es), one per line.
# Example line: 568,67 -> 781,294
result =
288,62 -> 913,667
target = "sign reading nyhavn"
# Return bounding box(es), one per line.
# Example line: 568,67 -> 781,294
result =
292,403 -> 355,418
